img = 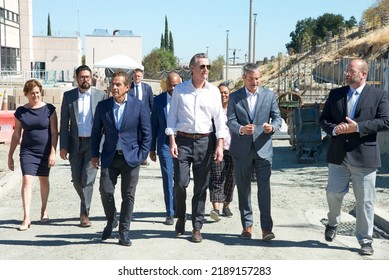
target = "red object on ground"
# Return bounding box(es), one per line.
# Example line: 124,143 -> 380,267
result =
0,111 -> 15,143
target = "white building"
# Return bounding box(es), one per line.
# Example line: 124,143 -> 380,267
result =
1,0 -> 142,83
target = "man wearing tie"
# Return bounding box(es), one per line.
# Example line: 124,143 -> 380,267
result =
320,58 -> 389,255
60,65 -> 106,227
227,63 -> 282,241
149,72 -> 181,225
91,70 -> 151,246
129,68 -> 153,166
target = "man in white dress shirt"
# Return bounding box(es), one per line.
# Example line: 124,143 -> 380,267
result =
166,53 -> 225,243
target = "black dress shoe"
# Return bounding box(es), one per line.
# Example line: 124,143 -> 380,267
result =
175,218 -> 186,236
119,232 -> 132,246
101,219 -> 119,241
191,229 -> 203,243
325,224 -> 338,242
119,238 -> 132,246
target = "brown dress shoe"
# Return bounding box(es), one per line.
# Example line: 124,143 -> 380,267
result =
262,230 -> 275,241
175,218 -> 185,236
80,215 -> 92,227
191,229 -> 203,243
241,226 -> 252,239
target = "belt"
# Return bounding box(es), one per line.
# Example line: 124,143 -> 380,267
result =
79,137 -> 91,141
176,131 -> 210,140
116,150 -> 123,155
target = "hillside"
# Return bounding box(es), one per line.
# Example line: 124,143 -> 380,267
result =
258,25 -> 389,96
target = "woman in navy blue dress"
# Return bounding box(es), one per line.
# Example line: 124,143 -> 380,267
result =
8,79 -> 58,231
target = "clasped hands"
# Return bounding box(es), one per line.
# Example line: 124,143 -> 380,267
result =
242,123 -> 273,135
335,117 -> 357,135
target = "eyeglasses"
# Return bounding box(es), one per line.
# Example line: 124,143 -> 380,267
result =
78,75 -> 91,80
344,70 -> 359,75
199,65 -> 211,70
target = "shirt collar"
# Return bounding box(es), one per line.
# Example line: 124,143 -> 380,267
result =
349,83 -> 366,95
78,89 -> 91,97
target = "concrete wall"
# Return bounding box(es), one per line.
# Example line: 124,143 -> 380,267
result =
32,36 -> 82,76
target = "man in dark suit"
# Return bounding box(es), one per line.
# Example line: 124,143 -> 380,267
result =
149,72 -> 181,225
60,65 -> 106,227
319,58 -> 389,255
128,68 -> 153,166
227,63 -> 282,241
91,70 -> 151,246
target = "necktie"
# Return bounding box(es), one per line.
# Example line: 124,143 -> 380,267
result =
347,91 -> 358,118
135,84 -> 139,99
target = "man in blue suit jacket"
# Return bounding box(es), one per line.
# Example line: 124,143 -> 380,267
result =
149,72 -> 181,225
319,58 -> 389,255
91,70 -> 151,246
128,68 -> 153,166
227,63 -> 282,241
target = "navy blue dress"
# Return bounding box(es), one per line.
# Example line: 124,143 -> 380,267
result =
15,104 -> 56,176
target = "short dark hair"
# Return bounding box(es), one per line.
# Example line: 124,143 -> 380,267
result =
189,53 -> 208,67
113,70 -> 131,86
75,65 -> 92,76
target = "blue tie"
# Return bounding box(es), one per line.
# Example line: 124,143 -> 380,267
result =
135,84 -> 139,99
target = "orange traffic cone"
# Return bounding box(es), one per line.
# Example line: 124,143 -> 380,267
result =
1,90 -> 8,111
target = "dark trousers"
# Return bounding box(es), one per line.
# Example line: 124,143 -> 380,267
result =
173,134 -> 214,230
69,139 -> 97,217
99,153 -> 140,234
233,145 -> 273,231
158,144 -> 174,217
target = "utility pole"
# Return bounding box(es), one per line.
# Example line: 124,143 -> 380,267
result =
225,30 -> 229,81
248,0 -> 253,63
253,13 -> 257,64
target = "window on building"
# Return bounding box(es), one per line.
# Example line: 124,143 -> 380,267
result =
0,8 -> 5,23
1,47 -> 18,71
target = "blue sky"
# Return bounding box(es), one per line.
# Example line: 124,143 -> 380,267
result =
32,0 -> 375,64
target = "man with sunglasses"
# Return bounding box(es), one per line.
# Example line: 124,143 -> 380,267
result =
320,58 -> 389,255
166,53 -> 226,243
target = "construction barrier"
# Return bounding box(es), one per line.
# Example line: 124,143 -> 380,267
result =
0,111 -> 15,143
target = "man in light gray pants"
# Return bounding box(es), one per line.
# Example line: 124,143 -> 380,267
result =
60,65 -> 106,227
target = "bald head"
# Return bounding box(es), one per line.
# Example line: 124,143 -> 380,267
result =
166,72 -> 181,95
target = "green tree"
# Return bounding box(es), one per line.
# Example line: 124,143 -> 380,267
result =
345,16 -> 357,29
313,13 -> 344,39
164,15 -> 169,50
143,48 -> 178,78
285,17 -> 316,54
208,55 -> 225,82
168,31 -> 174,54
47,13 -> 51,36
160,34 -> 164,49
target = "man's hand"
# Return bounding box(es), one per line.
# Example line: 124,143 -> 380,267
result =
262,123 -> 274,134
91,157 -> 100,169
335,117 -> 357,135
60,148 -> 68,160
242,124 -> 256,135
149,151 -> 157,162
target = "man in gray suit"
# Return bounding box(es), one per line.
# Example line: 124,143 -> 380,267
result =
60,65 -> 106,227
227,63 -> 282,241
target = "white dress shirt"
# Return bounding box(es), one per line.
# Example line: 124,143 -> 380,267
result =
165,79 -> 226,139
77,90 -> 92,137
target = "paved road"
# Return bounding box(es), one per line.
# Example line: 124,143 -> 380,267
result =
0,140 -> 388,278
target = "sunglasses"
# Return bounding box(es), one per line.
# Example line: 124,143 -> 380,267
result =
199,64 -> 211,70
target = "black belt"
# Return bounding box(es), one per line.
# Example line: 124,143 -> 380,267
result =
176,131 -> 210,140
116,150 -> 123,155
79,137 -> 91,141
